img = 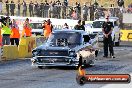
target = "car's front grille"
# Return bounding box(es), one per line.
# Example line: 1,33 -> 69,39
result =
40,50 -> 69,56
37,57 -> 69,63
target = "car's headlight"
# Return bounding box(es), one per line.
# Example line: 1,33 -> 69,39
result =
33,51 -> 38,55
32,50 -> 40,57
69,50 -> 77,57
69,51 -> 74,56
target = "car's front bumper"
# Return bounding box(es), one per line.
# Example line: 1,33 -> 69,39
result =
31,56 -> 79,67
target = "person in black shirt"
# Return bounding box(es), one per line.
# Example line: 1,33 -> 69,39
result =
17,0 -> 21,16
5,0 -> 9,16
10,0 -> 15,16
29,1 -> 34,17
74,20 -> 85,31
102,16 -> 115,58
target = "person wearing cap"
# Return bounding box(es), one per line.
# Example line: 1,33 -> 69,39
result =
1,17 -> 11,45
74,20 -> 85,31
102,16 -> 115,58
43,19 -> 53,38
10,23 -> 20,47
22,18 -> 32,37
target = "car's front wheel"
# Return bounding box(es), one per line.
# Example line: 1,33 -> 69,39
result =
38,66 -> 44,69
87,60 -> 94,67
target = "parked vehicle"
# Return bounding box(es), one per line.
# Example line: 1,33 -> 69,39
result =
30,22 -> 43,36
86,17 -> 121,46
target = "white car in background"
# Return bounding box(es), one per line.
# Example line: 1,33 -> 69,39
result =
30,22 -> 43,36
86,17 -> 121,46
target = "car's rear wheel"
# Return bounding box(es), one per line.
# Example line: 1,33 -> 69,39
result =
115,41 -> 120,46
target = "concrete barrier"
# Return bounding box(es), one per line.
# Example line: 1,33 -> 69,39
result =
18,45 -> 27,58
120,30 -> 132,41
19,37 -> 37,58
2,45 -> 18,60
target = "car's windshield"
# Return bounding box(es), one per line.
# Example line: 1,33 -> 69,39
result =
47,32 -> 82,47
92,21 -> 104,28
31,23 -> 42,29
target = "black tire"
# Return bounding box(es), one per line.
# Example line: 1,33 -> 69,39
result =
76,76 -> 86,85
115,42 -> 120,46
87,60 -> 94,67
38,66 -> 43,69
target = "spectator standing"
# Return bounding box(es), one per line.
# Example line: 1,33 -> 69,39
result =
49,2 -> 53,18
5,0 -> 9,16
102,16 -> 115,58
71,10 -> 77,20
62,3 -> 66,19
1,17 -> 11,45
40,1 -> 44,17
10,19 -> 20,47
82,4 -> 88,21
117,0 -> 124,13
74,20 -> 85,31
22,0 -> 27,17
0,0 -> 2,14
17,0 -> 21,16
22,18 -> 32,37
57,3 -> 61,18
34,1 -> 39,17
94,9 -> 99,20
117,0 -> 124,7
10,0 -> 15,16
29,1 -> 34,17
44,1 -> 49,18
64,0 -> 68,7
76,3 -> 81,18
43,19 -> 53,38
53,4 -> 58,18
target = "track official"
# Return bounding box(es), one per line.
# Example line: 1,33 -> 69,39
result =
22,18 -> 32,37
102,16 -> 115,58
74,20 -> 85,31
1,17 -> 11,45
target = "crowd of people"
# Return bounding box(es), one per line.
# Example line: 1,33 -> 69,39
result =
3,0 -> 85,20
0,17 -> 31,46
0,0 -> 108,21
1,0 -> 130,21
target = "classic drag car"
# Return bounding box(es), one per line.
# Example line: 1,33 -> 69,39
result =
31,30 -> 99,69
